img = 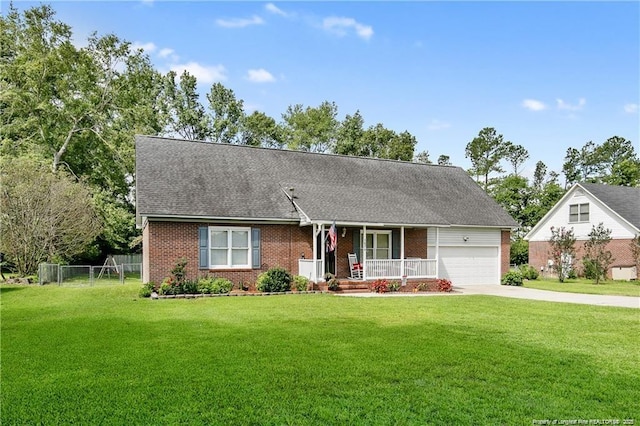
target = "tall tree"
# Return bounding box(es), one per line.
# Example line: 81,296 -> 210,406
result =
383,130 -> 416,161
490,175 -> 531,226
1,5 -> 163,257
562,142 -> 599,187
282,101 -> 338,152
207,82 -> 245,144
561,137 -> 638,187
414,150 -> 431,164
504,142 -> 529,176
596,137 -> 640,186
465,127 -> 509,190
334,111 -> 365,156
240,111 -> 283,148
0,157 -> 102,276
160,70 -> 210,141
437,155 -> 452,166
359,123 -> 395,158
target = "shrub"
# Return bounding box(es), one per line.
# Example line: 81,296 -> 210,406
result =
256,267 -> 292,293
159,277 -> 174,295
170,258 -> 188,288
582,259 -> 599,280
388,281 -> 400,292
182,279 -> 199,294
324,273 -> 340,291
436,279 -> 452,292
197,277 -> 233,294
518,264 -> 539,280
139,281 -> 157,298
501,270 -> 523,286
212,278 -> 233,294
370,279 -> 389,293
293,275 -> 310,291
416,282 -> 433,292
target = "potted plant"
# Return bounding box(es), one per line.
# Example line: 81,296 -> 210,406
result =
324,273 -> 340,291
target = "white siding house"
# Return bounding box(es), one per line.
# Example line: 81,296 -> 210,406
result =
525,183 -> 640,280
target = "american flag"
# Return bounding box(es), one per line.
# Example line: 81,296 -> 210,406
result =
327,221 -> 337,253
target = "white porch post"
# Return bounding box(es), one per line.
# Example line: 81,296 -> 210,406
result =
321,224 -> 326,278
400,226 -> 405,277
362,225 -> 367,281
435,227 -> 440,278
312,223 -> 318,282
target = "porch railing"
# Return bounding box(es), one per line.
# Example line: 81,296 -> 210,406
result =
298,259 -> 324,282
364,259 -> 437,280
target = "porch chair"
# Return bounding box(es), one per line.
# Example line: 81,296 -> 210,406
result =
348,253 -> 363,279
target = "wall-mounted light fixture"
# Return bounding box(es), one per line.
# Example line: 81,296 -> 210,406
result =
342,228 -> 347,238
463,236 -> 469,242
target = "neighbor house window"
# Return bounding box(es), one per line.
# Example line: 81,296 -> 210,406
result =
569,203 -> 589,223
209,227 -> 251,268
361,231 -> 392,260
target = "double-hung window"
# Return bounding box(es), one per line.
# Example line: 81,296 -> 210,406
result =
569,203 -> 589,223
361,231 -> 392,260
209,227 -> 251,268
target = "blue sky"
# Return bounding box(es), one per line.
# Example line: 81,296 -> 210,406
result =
7,1 -> 640,178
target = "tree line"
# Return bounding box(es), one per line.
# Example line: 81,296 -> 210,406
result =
1,4 -> 638,275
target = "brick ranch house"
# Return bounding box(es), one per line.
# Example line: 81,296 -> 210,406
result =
526,183 -> 640,280
136,135 -> 517,286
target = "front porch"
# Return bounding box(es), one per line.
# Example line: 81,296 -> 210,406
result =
298,258 -> 437,282
297,223 -> 441,283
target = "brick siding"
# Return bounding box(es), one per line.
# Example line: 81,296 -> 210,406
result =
144,221 -> 312,285
144,222 -> 513,285
529,238 -> 639,279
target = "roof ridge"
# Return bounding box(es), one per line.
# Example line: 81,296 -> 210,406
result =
136,134 -> 460,169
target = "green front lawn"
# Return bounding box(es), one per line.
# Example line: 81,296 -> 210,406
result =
525,277 -> 640,297
1,283 -> 638,424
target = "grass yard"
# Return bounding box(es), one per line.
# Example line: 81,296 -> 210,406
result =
1,283 -> 638,425
525,277 -> 640,297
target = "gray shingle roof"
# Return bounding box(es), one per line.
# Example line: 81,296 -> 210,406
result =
580,183 -> 640,229
136,135 -> 517,227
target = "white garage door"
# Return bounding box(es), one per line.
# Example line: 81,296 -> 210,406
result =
438,246 -> 499,286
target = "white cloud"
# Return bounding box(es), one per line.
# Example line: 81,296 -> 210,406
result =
623,103 -> 638,114
322,16 -> 373,41
216,15 -> 264,28
522,99 -> 547,111
556,98 -> 586,111
170,62 -> 227,84
265,3 -> 287,17
131,41 -> 157,53
158,48 -> 175,58
246,68 -> 276,83
140,0 -> 154,6
427,119 -> 451,131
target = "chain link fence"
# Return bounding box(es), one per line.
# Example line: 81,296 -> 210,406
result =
38,261 -> 142,286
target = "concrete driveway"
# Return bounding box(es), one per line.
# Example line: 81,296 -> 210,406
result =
339,285 -> 640,309
454,284 -> 639,309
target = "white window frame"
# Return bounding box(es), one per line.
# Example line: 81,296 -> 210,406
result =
569,203 -> 589,223
209,226 -> 252,269
361,230 -> 392,260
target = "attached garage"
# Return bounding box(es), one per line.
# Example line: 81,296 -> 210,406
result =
429,227 -> 503,286
438,246 -> 499,285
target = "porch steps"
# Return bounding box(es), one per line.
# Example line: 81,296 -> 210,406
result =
336,280 -> 370,293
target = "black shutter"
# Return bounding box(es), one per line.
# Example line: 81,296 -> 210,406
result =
251,228 -> 261,269
392,229 -> 400,259
198,227 -> 208,269
352,229 -> 361,260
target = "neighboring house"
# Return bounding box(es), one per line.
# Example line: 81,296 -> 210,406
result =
525,183 -> 640,280
135,136 -> 517,286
